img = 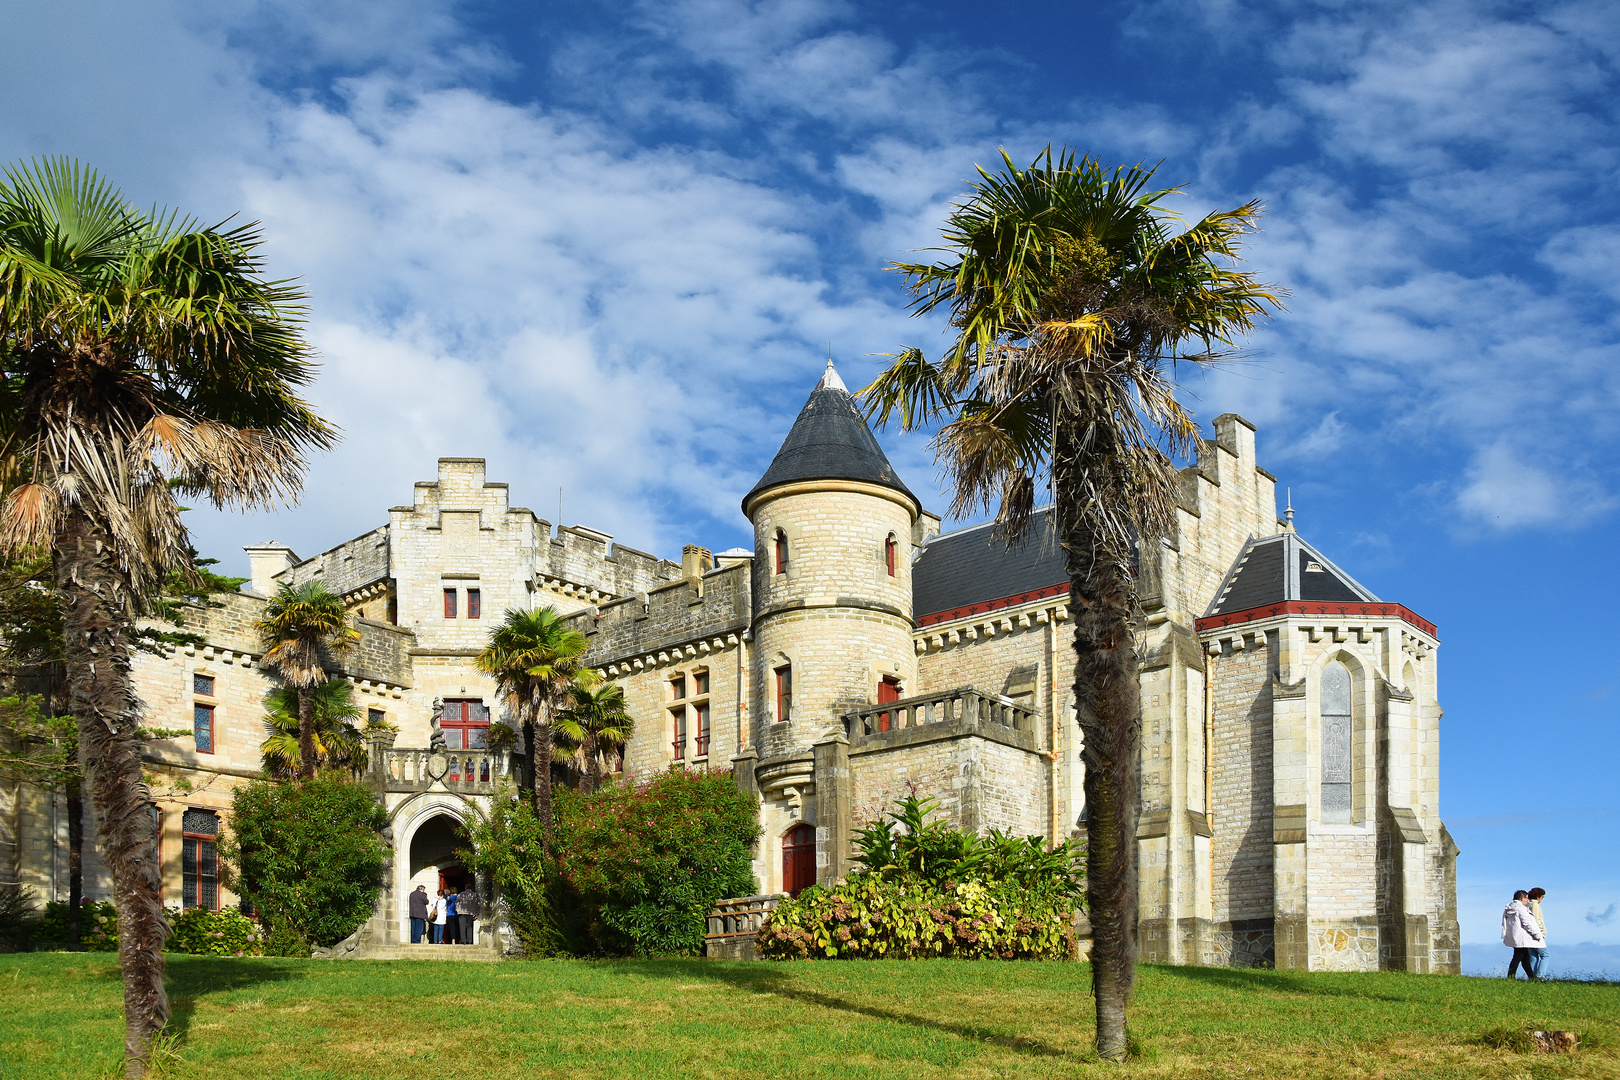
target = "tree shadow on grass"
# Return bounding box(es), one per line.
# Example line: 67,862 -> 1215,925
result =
615,958 -> 1085,1062
1157,963 -> 1466,1006
162,956 -> 308,1045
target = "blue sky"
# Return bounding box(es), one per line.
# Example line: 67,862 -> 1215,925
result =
4,0 -> 1617,968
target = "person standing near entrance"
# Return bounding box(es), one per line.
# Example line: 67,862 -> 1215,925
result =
430,888 -> 448,944
1502,889 -> 1544,980
409,885 -> 430,944
457,885 -> 479,947
1527,887 -> 1549,978
443,887 -> 460,944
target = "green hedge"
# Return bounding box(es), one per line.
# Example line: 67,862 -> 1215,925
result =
30,900 -> 118,951
167,907 -> 263,956
757,875 -> 1078,959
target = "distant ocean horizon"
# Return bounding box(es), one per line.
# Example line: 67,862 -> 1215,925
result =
1462,941 -> 1620,980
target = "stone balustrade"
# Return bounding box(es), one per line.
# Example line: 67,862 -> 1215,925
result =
704,893 -> 786,960
370,735 -> 511,795
842,686 -> 1041,751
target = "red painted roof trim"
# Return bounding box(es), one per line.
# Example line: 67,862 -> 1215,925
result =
1196,600 -> 1438,640
916,582 -> 1069,627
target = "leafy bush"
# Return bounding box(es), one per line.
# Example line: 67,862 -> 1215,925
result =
851,794 -> 1085,899
0,885 -> 39,952
30,899 -> 118,951
261,920 -> 312,958
222,774 -> 389,947
757,794 -> 1083,961
467,769 -> 760,956
167,907 -> 263,956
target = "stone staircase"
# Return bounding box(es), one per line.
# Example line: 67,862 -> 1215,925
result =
359,943 -> 503,962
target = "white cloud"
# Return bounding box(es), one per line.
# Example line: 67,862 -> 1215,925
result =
1456,442 -> 1615,530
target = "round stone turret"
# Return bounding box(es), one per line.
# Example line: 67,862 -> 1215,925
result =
745,362 -> 921,761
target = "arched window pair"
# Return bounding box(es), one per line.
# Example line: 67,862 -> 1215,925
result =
1321,662 -> 1353,825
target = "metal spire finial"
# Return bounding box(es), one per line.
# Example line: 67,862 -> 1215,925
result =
1285,487 -> 1296,532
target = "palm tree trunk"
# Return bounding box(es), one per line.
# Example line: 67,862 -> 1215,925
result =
67,773 -> 83,949
535,710 -> 554,837
297,687 -> 316,781
521,716 -> 537,812
1066,518 -> 1142,1064
584,733 -> 600,796
54,508 -> 169,1077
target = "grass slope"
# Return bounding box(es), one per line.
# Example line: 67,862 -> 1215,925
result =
1,953 -> 1616,1079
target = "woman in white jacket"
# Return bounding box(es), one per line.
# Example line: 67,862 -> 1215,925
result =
1502,889 -> 1545,980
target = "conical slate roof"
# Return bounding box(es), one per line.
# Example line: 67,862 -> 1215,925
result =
743,362 -> 918,512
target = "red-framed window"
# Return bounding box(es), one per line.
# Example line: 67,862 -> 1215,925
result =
694,701 -> 711,757
467,588 -> 481,619
877,676 -> 901,732
885,536 -> 897,577
783,823 -> 816,897
774,531 -> 789,575
670,675 -> 686,701
441,699 -> 490,749
193,704 -> 215,754
181,808 -> 220,910
443,588 -> 457,618
193,673 -> 215,696
775,665 -> 792,722
671,706 -> 687,760
693,669 -> 709,695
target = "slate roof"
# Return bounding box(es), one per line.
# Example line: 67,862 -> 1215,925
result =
1204,532 -> 1378,617
743,363 -> 918,511
913,508 -> 1068,622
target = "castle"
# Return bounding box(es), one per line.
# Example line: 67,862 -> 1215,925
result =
0,362 -> 1459,972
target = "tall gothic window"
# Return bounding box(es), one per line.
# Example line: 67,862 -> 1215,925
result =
1321,661 -> 1352,824
774,531 -> 789,575
182,809 -> 220,910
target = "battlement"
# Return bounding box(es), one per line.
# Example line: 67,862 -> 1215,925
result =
541,522 -> 680,599
573,560 -> 751,664
275,526 -> 391,599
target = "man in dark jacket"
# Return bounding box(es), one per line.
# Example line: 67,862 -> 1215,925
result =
458,885 -> 480,947
408,885 -> 430,944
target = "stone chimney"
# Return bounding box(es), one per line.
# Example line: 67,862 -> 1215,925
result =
682,545 -> 714,589
242,542 -> 298,596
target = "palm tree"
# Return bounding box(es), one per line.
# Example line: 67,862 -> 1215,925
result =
0,158 -> 333,1075
475,605 -> 588,830
862,147 -> 1280,1061
255,581 -> 358,781
259,679 -> 369,779
555,677 -> 633,794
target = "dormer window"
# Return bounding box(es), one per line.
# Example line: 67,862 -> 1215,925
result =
774,531 -> 789,575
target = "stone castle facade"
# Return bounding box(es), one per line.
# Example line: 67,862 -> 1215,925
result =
0,362 -> 1458,972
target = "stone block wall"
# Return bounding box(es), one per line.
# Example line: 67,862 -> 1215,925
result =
577,562 -> 750,665
279,525 -> 390,598
1209,633 -> 1275,923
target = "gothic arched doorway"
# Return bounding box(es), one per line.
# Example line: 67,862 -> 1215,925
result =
407,812 -> 473,942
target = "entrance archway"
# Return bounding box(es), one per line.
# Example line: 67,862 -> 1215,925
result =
407,813 -> 473,943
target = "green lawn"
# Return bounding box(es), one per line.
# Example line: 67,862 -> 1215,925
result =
2,953 -> 1616,1079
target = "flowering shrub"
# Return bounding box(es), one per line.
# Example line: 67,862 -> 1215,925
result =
758,794 -> 1083,961
757,875 -> 1078,960
466,768 -> 760,956
168,907 -> 263,956
31,899 -> 118,951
